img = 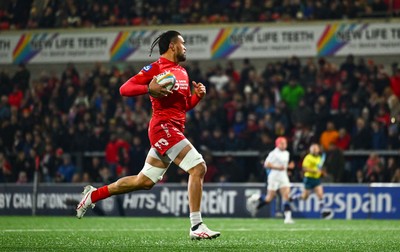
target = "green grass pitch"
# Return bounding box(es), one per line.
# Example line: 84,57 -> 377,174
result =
1,217 -> 399,251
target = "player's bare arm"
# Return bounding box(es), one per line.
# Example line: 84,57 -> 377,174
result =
288,161 -> 295,169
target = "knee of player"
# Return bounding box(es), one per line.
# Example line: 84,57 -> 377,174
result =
137,175 -> 156,190
179,148 -> 206,176
141,179 -> 155,190
188,163 -> 207,178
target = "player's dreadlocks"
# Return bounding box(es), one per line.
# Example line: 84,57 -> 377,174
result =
149,30 -> 181,57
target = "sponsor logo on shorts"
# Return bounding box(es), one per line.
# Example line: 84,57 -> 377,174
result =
154,138 -> 169,150
161,124 -> 171,137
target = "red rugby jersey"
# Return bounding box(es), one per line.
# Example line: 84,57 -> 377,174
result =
119,57 -> 201,132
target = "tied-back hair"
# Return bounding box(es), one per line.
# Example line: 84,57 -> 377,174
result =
149,30 -> 181,57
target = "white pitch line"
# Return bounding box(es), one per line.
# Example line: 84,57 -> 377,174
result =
2,227 -> 400,232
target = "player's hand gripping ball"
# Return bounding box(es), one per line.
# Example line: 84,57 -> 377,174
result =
156,72 -> 176,91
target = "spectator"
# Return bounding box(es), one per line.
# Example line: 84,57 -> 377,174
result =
0,70 -> 12,95
16,171 -> 28,184
291,98 -> 313,127
12,63 -> 30,92
30,3 -> 44,28
225,61 -> 240,84
320,121 -> 339,151
387,94 -> 400,119
74,89 -> 90,109
280,77 -> 305,110
390,69 -> 400,97
336,128 -> 351,150
41,145 -> 62,182
313,95 -> 331,137
85,157 -> 104,183
217,155 -> 245,182
74,122 -> 89,152
208,128 -> 225,150
333,104 -> 354,132
388,120 -> 400,149
208,65 -> 230,91
203,152 -> 218,183
383,157 -> 398,182
224,128 -> 244,150
87,126 -> 107,151
232,111 -> 246,137
89,3 -> 102,26
371,0 -> 388,16
324,143 -> 345,182
239,58 -> 255,90
105,133 -> 130,176
391,168 -> 400,182
38,6 -> 56,28
330,82 -> 343,114
273,101 -> 290,132
364,153 -> 384,182
61,63 -> 80,87
71,173 -> 82,183
374,105 -> 390,127
340,54 -> 356,77
0,95 -> 11,120
356,169 -> 367,183
99,165 -> 115,184
256,96 -> 275,118
56,154 -> 76,183
8,86 -> 23,109
65,2 -> 82,27
13,150 -> 35,182
128,135 -> 147,176
6,0 -> 33,29
242,113 -> 260,147
351,117 -> 372,149
82,172 -> 92,183
292,124 -> 315,155
20,109 -> 34,134
371,121 -> 388,150
0,152 -> 12,182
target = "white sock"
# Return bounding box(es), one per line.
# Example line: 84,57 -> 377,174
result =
284,210 -> 292,220
190,211 -> 202,227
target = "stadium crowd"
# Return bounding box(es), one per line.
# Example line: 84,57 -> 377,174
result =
0,0 -> 398,30
1,55 -> 400,184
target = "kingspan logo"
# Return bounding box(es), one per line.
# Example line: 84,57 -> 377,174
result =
290,188 -> 395,219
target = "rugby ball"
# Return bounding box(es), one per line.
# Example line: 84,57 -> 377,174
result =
156,72 -> 176,91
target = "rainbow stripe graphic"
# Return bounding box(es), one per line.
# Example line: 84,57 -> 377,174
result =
211,27 -> 260,59
110,30 -> 158,62
317,23 -> 369,56
13,33 -> 58,64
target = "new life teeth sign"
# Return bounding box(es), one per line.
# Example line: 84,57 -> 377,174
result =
0,22 -> 399,64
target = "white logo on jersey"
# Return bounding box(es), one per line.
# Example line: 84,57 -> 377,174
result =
143,65 -> 152,71
172,81 -> 189,91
